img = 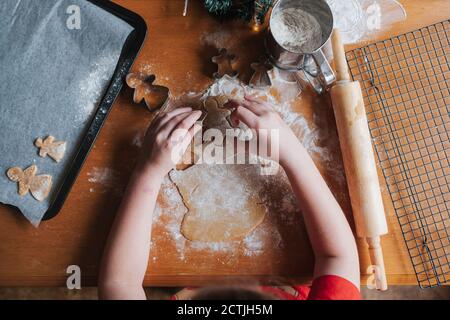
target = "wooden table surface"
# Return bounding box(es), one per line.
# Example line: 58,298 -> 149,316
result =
0,0 -> 448,287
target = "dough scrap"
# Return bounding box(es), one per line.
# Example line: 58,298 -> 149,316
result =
170,161 -> 267,242
6,165 -> 52,201
35,136 -> 66,162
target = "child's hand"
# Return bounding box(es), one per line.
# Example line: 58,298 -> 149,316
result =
227,95 -> 302,166
137,107 -> 202,179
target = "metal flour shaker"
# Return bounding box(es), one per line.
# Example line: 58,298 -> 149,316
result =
266,0 -> 336,94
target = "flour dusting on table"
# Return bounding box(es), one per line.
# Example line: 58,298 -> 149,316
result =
86,167 -> 123,196
148,70 -> 346,262
132,131 -> 144,148
201,29 -> 234,49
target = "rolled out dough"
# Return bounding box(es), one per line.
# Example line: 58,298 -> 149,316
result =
169,160 -> 268,242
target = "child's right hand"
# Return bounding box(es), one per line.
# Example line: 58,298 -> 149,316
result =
226,95 -> 302,166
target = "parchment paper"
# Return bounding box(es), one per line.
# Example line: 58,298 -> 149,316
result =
0,0 -> 133,225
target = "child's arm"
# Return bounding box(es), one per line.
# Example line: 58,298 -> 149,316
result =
228,96 -> 360,288
99,108 -> 202,300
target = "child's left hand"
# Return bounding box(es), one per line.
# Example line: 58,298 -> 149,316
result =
137,107 -> 202,179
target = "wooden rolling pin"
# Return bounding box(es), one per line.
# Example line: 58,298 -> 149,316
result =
330,29 -> 389,291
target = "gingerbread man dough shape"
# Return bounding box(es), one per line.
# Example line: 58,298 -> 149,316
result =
126,73 -> 170,111
203,95 -> 233,134
7,165 -> 53,201
205,95 -> 253,141
35,136 -> 67,163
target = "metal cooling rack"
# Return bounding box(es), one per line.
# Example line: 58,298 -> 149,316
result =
346,20 -> 449,288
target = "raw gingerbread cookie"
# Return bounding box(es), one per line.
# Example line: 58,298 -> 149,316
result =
204,95 -> 253,141
6,165 -> 52,201
126,73 -> 169,111
35,136 -> 66,162
212,48 -> 238,79
175,94 -> 250,171
203,95 -> 233,134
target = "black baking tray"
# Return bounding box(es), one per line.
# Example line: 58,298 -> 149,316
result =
42,0 -> 147,220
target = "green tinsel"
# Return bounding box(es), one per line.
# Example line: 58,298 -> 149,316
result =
254,0 -> 273,24
204,0 -> 273,23
204,0 -> 234,17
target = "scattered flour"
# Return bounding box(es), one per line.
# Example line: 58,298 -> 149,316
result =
200,29 -> 234,49
203,74 -> 343,171
77,55 -> 116,122
137,62 -> 154,74
271,7 -> 323,53
243,230 -> 265,256
142,1 -> 407,267
131,132 -> 144,148
87,167 -> 119,185
151,175 -> 286,261
170,164 -> 262,222
150,70 -> 347,263
326,0 -> 407,44
87,167 -> 122,195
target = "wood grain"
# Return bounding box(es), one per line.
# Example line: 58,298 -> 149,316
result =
0,0 -> 448,287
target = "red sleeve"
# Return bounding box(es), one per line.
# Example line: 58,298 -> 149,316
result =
307,275 -> 361,300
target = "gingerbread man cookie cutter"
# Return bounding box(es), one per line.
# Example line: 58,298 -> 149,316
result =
126,73 -> 170,111
212,48 -> 238,79
249,58 -> 273,88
